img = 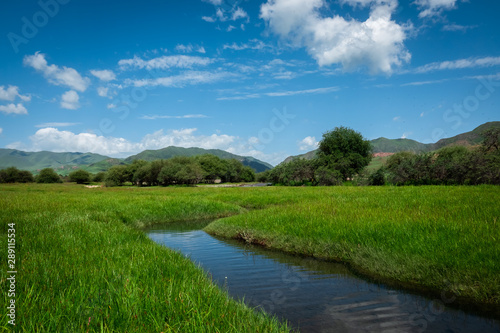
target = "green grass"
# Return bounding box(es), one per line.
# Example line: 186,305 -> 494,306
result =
0,184 -> 288,332
1,184 -> 499,332
204,186 -> 500,309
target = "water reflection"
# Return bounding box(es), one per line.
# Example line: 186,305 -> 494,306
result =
145,221 -> 500,333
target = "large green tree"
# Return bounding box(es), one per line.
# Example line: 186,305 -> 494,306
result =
36,168 -> 62,183
68,169 -> 91,184
317,126 -> 372,181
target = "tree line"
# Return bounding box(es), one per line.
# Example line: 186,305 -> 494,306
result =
0,154 -> 255,186
257,127 -> 500,186
381,128 -> 500,185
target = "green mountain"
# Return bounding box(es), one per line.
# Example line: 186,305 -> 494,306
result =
125,146 -> 273,173
0,149 -> 109,174
282,121 -> 500,164
0,146 -> 272,174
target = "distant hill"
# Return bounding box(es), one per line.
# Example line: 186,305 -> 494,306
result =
0,146 -> 272,174
125,146 -> 273,173
282,121 -> 500,164
0,149 -> 109,174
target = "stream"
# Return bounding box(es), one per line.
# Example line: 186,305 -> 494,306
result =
145,220 -> 500,333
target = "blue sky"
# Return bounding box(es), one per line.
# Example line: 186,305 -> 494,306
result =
1,0 -> 499,165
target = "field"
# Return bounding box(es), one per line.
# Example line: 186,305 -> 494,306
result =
1,184 -> 499,331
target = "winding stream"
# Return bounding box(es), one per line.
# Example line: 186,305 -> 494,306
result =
145,221 -> 500,333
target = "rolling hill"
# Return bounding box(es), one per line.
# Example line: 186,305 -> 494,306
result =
282,121 -> 500,164
125,146 -> 273,173
0,149 -> 110,174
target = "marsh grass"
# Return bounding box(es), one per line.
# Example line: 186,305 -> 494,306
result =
0,184 -> 288,332
1,184 -> 499,331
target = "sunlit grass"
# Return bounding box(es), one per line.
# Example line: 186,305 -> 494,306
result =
1,183 -> 498,332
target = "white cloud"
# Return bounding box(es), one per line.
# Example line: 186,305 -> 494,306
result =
0,128 -> 2,135
203,0 -> 222,5
90,69 -> 116,82
0,85 -> 31,102
202,16 -> 216,22
107,103 -> 117,109
217,86 -> 339,100
223,39 -> 271,51
140,114 -> 208,120
414,0 -> 457,18
393,116 -> 401,121
227,25 -> 236,32
118,55 -> 215,70
26,127 -> 237,157
175,44 -> 207,54
127,71 -> 235,88
35,122 -> 80,128
0,103 -> 28,115
260,0 -> 410,75
413,56 -> 500,73
97,87 -> 109,98
231,7 -> 249,21
60,90 -> 80,110
401,132 -> 412,139
298,136 -> 318,151
442,24 -> 476,32
175,44 -> 194,53
23,52 -> 90,92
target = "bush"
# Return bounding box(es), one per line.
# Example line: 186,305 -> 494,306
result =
36,168 -> 62,183
92,172 -> 106,182
368,168 -> 386,186
68,169 -> 91,184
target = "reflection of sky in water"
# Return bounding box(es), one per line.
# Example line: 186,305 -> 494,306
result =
147,226 -> 500,333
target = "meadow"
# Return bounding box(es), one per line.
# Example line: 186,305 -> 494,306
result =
1,184 -> 499,331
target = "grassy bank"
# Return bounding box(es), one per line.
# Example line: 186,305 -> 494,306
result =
1,184 -> 499,331
204,186 -> 500,312
0,184 -> 288,332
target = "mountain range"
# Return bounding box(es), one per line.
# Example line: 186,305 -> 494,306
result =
283,121 -> 500,164
0,121 -> 498,175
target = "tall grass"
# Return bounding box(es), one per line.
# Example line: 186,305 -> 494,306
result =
0,184 -> 289,332
204,186 -> 500,309
1,184 -> 498,332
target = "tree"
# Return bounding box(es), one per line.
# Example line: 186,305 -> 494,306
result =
92,172 -> 106,183
69,169 -> 91,184
104,165 -> 128,187
196,154 -> 226,183
36,168 -> 62,183
317,126 -> 372,181
0,167 -> 34,183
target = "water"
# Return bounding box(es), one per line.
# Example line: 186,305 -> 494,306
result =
145,221 -> 500,333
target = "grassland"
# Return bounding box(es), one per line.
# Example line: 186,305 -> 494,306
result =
0,184 -> 288,332
1,184 -> 499,332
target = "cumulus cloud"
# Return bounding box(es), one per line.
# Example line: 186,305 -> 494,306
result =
118,55 -> 215,70
414,0 -> 457,18
90,69 -> 116,81
23,52 -> 90,92
25,127 -> 237,157
0,85 -> 31,102
260,0 -> 410,75
298,136 -> 319,151
0,103 -> 28,115
175,44 -> 207,54
60,90 -> 80,110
